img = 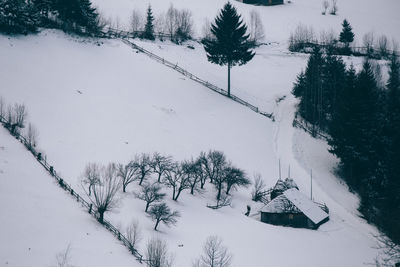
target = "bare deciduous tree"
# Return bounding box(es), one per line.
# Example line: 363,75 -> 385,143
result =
132,153 -> 152,185
363,31 -> 375,56
126,220 -> 142,253
151,152 -> 173,182
0,96 -> 5,120
248,10 -> 265,47
148,202 -> 180,231
131,8 -> 143,34
175,9 -> 193,42
251,173 -> 267,202
322,0 -> 329,15
26,122 -> 38,149
162,163 -> 190,201
136,183 -> 166,212
146,237 -> 174,267
373,234 -> 400,266
378,35 -> 389,58
84,163 -> 121,223
165,4 -> 177,38
51,244 -> 75,267
224,166 -> 250,195
201,151 -> 228,201
182,159 -> 202,195
117,162 -> 138,193
330,0 -> 338,15
82,163 -> 101,196
201,18 -> 213,41
194,236 -> 232,267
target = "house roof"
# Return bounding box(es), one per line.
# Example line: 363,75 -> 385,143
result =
283,188 -> 329,225
261,188 -> 329,225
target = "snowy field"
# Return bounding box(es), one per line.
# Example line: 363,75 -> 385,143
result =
0,29 -> 383,266
0,127 -> 140,267
2,0 -> 399,266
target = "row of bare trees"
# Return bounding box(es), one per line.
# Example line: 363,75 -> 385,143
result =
0,96 -> 39,149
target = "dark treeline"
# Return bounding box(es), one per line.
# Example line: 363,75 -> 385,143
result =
0,0 -> 100,34
293,47 -> 400,244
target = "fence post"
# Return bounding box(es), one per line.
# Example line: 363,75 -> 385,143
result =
89,204 -> 93,214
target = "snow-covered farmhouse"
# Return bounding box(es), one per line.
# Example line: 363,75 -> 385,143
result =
237,0 -> 284,6
261,188 -> 329,229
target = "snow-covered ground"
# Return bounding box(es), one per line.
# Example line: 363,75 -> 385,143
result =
0,127 -> 141,267
92,0 -> 400,44
0,28 -> 383,266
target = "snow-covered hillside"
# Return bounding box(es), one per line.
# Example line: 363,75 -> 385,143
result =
92,0 -> 400,44
0,127 -> 140,267
0,28 -> 383,266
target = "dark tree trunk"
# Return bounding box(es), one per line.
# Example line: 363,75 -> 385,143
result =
122,184 -> 127,193
98,211 -> 104,224
217,183 -> 222,201
157,173 -> 162,182
145,202 -> 150,212
228,63 -> 231,97
154,220 -> 160,230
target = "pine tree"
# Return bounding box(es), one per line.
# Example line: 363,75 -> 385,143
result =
339,19 -> 354,52
143,5 -> 155,40
202,2 -> 254,97
0,0 -> 38,34
54,0 -> 98,32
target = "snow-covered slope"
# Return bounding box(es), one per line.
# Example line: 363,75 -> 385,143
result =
0,127 -> 140,267
0,30 -> 382,266
92,0 -> 400,44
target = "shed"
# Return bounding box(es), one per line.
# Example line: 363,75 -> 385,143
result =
261,188 -> 329,229
237,0 -> 284,6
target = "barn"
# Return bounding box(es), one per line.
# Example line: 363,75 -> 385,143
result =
237,0 -> 284,6
261,188 -> 329,229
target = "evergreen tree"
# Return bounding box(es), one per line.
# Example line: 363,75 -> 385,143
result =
32,0 -> 53,18
0,0 -> 38,34
143,5 -> 155,40
202,2 -> 254,97
54,0 -> 98,32
339,19 -> 354,52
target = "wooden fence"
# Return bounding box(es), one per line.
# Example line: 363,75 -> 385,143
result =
99,28 -> 274,120
0,114 -> 146,264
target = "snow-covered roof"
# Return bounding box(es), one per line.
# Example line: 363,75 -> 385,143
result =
261,194 -> 301,213
262,188 -> 329,225
284,188 -> 329,225
284,178 -> 299,190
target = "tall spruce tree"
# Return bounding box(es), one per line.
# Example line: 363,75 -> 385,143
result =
143,5 -> 155,40
203,2 -> 254,97
339,19 -> 354,54
54,0 -> 98,31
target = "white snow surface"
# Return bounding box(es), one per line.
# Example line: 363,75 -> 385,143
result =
0,29 -> 383,267
0,127 -> 140,267
284,188 -> 329,225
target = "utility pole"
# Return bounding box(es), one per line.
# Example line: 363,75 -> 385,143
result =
310,169 -> 313,200
279,159 -> 281,180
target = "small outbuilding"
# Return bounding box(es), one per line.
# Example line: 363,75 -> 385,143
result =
237,0 -> 284,6
261,188 -> 329,229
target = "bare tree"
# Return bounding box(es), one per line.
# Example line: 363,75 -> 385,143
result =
131,8 -> 143,34
363,31 -> 375,56
132,153 -> 152,185
84,163 -> 121,223
136,183 -> 166,212
248,10 -> 265,47
148,202 -> 180,231
201,18 -> 213,41
182,159 -> 202,195
165,4 -> 177,38
51,244 -> 75,267
288,24 -> 316,52
194,236 -> 232,267
146,237 -> 174,267
82,163 -> 101,196
251,173 -> 267,202
13,103 -> 27,128
378,35 -> 389,58
126,220 -> 142,253
117,162 -> 138,193
151,152 -> 173,182
224,166 -> 250,195
330,0 -> 338,15
0,96 -> 5,120
207,192 -> 232,210
374,234 -> 400,266
322,0 -> 329,15
162,162 -> 190,201
26,122 -> 38,149
175,9 -> 193,42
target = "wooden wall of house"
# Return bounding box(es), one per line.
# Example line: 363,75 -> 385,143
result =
243,0 -> 284,5
261,212 -> 316,229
